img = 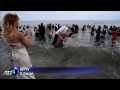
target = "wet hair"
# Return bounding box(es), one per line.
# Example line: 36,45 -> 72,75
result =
34,27 -> 37,31
68,33 -> 72,37
98,26 -> 101,30
2,13 -> 19,43
109,26 -> 112,30
18,26 -> 21,29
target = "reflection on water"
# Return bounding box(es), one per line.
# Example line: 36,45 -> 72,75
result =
0,28 -> 120,79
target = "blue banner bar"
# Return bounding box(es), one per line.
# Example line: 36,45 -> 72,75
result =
15,67 -> 100,75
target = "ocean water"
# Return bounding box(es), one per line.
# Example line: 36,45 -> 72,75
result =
0,20 -> 120,79
1,20 -> 120,27
21,20 -> 120,28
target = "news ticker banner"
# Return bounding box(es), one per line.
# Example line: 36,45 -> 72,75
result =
3,67 -> 100,75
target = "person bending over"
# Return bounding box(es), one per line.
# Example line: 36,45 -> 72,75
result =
52,26 -> 72,47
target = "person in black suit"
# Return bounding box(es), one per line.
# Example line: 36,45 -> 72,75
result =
38,23 -> 45,38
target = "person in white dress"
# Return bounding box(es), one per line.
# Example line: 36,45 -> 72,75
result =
2,13 -> 36,79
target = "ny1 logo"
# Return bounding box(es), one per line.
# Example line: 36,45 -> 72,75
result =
3,67 -> 19,75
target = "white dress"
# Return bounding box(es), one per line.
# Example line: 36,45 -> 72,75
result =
9,42 -> 36,79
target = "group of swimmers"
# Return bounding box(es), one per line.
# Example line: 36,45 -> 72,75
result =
82,24 -> 120,47
33,23 -> 73,48
1,22 -> 119,48
15,23 -> 120,48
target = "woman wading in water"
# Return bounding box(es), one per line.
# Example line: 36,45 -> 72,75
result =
2,13 -> 36,79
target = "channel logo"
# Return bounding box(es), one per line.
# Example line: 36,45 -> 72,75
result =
3,67 -> 19,75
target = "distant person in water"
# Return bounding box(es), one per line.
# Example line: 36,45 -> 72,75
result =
95,26 -> 101,43
108,26 -> 112,35
46,24 -> 53,39
52,26 -> 72,47
58,24 -> 60,29
23,25 -> 26,31
0,26 -> 2,33
100,25 -> 107,43
101,25 -> 107,38
74,24 -> 79,33
112,26 -> 117,47
52,24 -> 55,30
18,26 -> 23,33
39,23 -> 45,38
26,25 -> 32,36
91,25 -> 95,36
117,27 -> 120,36
82,25 -> 86,31
34,27 -> 39,37
55,24 -> 58,31
2,13 -> 35,79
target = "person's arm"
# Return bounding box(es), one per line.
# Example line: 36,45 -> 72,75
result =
46,28 -> 49,33
23,31 -> 27,36
60,36 -> 68,42
19,30 -> 31,48
52,29 -> 53,34
58,31 -> 62,37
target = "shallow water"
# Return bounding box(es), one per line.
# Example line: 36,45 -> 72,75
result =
0,26 -> 120,79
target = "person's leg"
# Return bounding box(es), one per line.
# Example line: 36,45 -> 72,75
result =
36,33 -> 39,37
41,34 -> 45,38
112,40 -> 114,47
35,33 -> 37,37
52,34 -> 58,45
101,35 -> 105,43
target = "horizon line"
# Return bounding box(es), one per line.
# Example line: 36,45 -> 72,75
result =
0,19 -> 119,22
19,19 -> 119,21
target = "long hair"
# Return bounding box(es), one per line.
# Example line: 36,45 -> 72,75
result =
2,13 -> 19,43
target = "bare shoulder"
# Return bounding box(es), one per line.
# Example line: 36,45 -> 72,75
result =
16,32 -> 24,38
17,31 -> 23,35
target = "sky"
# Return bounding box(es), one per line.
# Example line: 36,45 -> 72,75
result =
0,11 -> 120,21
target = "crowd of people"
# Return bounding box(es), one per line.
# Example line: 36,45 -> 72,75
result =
1,22 -> 120,48
81,24 -> 120,47
33,23 -> 79,47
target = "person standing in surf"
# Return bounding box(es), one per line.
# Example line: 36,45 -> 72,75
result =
34,27 -> 39,37
91,25 -> 95,36
54,31 -> 72,48
2,13 -> 36,79
46,24 -> 53,39
52,26 -> 72,47
111,26 -> 117,47
95,26 -> 101,46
